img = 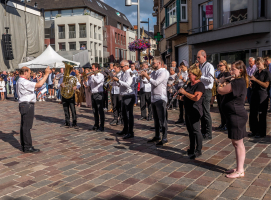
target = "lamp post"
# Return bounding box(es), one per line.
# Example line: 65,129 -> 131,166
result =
141,18 -> 150,64
125,0 -> 140,62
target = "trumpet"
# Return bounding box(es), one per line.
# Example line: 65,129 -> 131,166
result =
131,68 -> 152,77
104,71 -> 122,87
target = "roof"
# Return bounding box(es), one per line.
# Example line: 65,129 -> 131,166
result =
22,0 -> 133,29
141,28 -> 154,39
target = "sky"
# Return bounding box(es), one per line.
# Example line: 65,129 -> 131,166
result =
100,0 -> 156,32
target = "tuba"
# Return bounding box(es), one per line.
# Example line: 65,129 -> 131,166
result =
61,61 -> 78,99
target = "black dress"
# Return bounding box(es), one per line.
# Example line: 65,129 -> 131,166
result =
249,69 -> 271,137
216,71 -> 231,126
221,78 -> 247,140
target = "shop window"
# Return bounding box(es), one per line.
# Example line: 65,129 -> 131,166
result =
200,1 -> 213,32
222,0 -> 248,25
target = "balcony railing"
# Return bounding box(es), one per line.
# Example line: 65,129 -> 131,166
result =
58,32 -> 65,39
188,24 -> 213,34
80,30 -> 87,38
69,31 -> 76,38
95,50 -> 98,57
59,48 -> 66,51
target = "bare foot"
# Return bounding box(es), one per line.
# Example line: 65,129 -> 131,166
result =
226,171 -> 244,179
226,169 -> 236,174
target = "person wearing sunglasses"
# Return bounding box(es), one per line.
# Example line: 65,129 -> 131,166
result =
113,60 -> 136,139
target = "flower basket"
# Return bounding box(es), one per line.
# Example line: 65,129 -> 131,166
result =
128,39 -> 151,52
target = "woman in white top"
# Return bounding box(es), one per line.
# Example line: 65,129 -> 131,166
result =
0,77 -> 6,101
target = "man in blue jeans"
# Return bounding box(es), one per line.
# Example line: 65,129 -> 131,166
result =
197,50 -> 214,140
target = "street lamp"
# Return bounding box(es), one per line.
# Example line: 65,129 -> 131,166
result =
141,18 -> 150,63
125,0 -> 140,62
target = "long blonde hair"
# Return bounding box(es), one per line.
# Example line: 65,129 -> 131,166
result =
220,60 -> 229,72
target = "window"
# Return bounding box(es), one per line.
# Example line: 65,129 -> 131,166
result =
45,11 -> 51,21
69,42 -> 76,51
69,25 -> 75,38
117,23 -> 121,29
59,43 -> 66,51
58,26 -> 65,39
258,0 -> 266,18
180,0 -> 187,21
51,11 -> 58,20
104,6 -> 107,10
167,1 -> 176,25
73,8 -> 84,16
200,1 -> 213,32
79,24 -> 86,38
115,48 -> 118,59
123,16 -> 127,20
97,1 -> 103,8
61,9 -> 72,17
45,28 -> 51,38
222,0 -> 248,25
123,26 -> 127,31
80,42 -> 87,50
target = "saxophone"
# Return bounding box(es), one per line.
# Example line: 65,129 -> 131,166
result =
60,61 -> 78,99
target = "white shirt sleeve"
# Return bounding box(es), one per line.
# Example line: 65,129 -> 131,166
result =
201,64 -> 214,84
149,70 -> 167,87
91,73 -> 104,84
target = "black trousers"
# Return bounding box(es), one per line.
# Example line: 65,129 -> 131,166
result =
122,94 -> 135,134
152,100 -> 168,141
140,91 -> 152,118
62,95 -> 77,124
249,96 -> 268,137
92,92 -> 105,128
201,89 -> 213,137
104,90 -> 108,109
112,93 -> 122,120
185,110 -> 203,152
217,94 -> 227,126
19,103 -> 34,149
178,100 -> 184,121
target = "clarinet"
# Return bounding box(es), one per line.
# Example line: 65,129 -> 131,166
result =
167,80 -> 189,110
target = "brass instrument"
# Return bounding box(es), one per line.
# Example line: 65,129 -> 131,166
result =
104,71 -> 122,87
61,61 -> 78,99
131,68 -> 152,77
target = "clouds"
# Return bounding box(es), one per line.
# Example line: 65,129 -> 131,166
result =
102,0 -> 156,32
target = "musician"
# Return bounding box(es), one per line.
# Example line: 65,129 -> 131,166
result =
59,70 -> 81,128
216,60 -> 231,131
75,69 -> 85,107
248,57 -> 270,138
167,67 -> 177,110
109,63 -> 123,126
17,66 -> 50,153
83,68 -> 92,108
130,63 -> 138,106
178,65 -> 205,159
197,50 -> 214,140
175,60 -> 189,124
87,63 -> 105,132
113,60 -> 135,139
217,60 -> 248,178
141,56 -> 169,146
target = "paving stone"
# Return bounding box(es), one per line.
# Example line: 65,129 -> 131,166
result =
243,185 -> 268,199
195,188 -> 221,200
209,180 -> 230,191
220,187 -> 244,199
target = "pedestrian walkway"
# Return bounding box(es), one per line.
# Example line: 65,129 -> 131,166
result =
0,99 -> 270,200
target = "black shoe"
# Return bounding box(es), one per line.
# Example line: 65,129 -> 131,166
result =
72,123 -> 79,129
221,125 -> 227,131
254,134 -> 265,138
150,127 -> 155,129
116,131 -> 126,135
96,127 -> 104,132
61,122 -> 70,128
123,133 -> 134,139
218,124 -> 224,129
147,137 -> 160,143
203,134 -> 212,140
187,149 -> 194,156
248,132 -> 257,137
23,147 -> 40,153
156,140 -> 168,146
175,119 -> 184,124
90,126 -> 99,131
138,117 -> 147,121
110,119 -> 118,126
190,150 -> 202,159
147,117 -> 153,121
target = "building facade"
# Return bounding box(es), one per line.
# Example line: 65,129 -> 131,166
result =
153,0 -> 192,66
126,30 -> 137,63
187,0 -> 271,67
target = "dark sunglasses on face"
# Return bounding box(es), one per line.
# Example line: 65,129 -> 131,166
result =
218,64 -> 224,67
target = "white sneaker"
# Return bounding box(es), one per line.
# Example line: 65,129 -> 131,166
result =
52,96 -> 55,98
38,99 -> 41,102
42,99 -> 45,101
48,96 -> 52,99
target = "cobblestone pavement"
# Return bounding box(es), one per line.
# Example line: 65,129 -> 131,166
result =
0,98 -> 270,200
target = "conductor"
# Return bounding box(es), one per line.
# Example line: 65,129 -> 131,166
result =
16,66 -> 50,153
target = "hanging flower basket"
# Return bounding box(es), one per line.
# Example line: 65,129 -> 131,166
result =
144,55 -> 153,61
128,39 -> 151,52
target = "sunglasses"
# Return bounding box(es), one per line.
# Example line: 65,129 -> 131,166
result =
217,64 -> 224,67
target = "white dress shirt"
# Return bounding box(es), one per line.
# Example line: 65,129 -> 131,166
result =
118,68 -> 135,96
88,72 -> 104,93
178,70 -> 189,87
111,71 -> 122,95
139,76 -> 151,92
16,77 -> 37,103
149,68 -> 169,103
200,62 -> 214,89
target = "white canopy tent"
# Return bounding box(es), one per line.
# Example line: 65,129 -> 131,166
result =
18,45 -> 80,69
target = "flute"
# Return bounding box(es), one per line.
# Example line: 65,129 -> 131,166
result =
215,74 -> 235,84
167,80 -> 189,110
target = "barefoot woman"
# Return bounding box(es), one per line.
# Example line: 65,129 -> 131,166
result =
217,60 -> 249,178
